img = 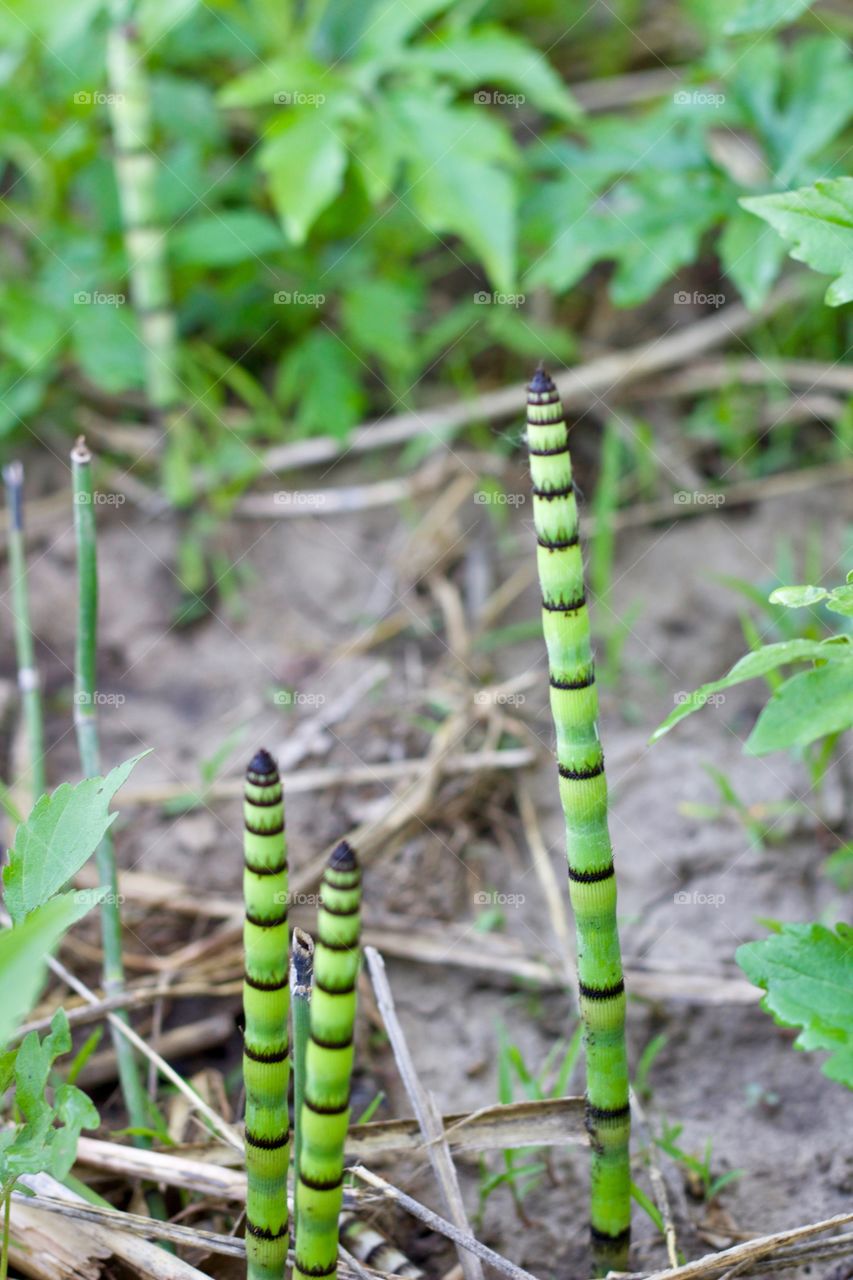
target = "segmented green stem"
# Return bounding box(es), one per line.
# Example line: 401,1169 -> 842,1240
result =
339,1214 -> 423,1279
294,842 -> 361,1280
291,926 -> 314,1243
525,368 -> 630,1275
3,463 -> 46,803
106,2 -> 181,434
243,749 -> 290,1280
71,438 -> 150,1144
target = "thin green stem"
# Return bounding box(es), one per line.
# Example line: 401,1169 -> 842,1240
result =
243,749 -> 290,1280
3,463 -> 46,804
294,842 -> 361,1280
0,1187 -> 10,1280
290,926 -> 314,1243
525,368 -> 630,1276
70,438 -> 150,1144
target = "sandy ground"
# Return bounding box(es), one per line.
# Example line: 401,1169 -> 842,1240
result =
4,456 -> 851,1278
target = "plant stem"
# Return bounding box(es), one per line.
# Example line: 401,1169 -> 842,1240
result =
0,1187 -> 10,1280
294,842 -> 361,1280
242,749 -> 290,1280
290,926 -> 314,1243
3,463 -> 46,805
70,438 -> 151,1143
525,368 -> 631,1275
106,0 -> 186,496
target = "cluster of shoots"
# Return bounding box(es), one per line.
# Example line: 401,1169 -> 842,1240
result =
241,748 -> 361,1280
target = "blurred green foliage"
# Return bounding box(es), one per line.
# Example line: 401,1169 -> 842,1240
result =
0,0 -> 850,496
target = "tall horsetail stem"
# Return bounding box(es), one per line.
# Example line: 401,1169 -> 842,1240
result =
3,462 -> 46,803
243,749 -> 290,1280
525,368 -> 630,1274
291,926 -> 314,1243
70,438 -> 151,1146
294,842 -> 362,1280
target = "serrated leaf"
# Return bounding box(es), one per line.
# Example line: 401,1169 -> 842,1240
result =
0,892 -> 103,1050
741,177 -> 853,307
736,923 -> 853,1087
725,0 -> 814,35
3,754 -> 146,923
401,28 -> 579,121
261,109 -> 349,244
826,585 -> 853,618
719,206 -> 786,309
768,584 -> 828,607
650,638 -> 853,743
745,663 -> 853,755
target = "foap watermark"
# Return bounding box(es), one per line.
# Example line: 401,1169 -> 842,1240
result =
273,491 -> 326,508
73,490 -> 126,506
74,691 -> 127,707
474,890 -> 526,908
474,490 -> 525,507
273,91 -> 326,107
474,90 -> 525,107
674,289 -> 725,308
274,291 -> 325,307
274,892 -> 323,907
474,689 -> 526,706
673,89 -> 725,108
75,889 -> 125,905
474,290 -> 525,307
74,90 -> 125,106
674,890 -> 726,908
674,490 -> 725,507
74,290 -> 125,307
674,690 -> 725,708
273,690 -> 327,708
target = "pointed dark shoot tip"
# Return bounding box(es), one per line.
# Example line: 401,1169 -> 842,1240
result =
247,748 -> 278,777
527,365 -> 556,397
329,840 -> 357,872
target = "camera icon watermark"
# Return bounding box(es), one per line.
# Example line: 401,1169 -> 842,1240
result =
473,90 -> 526,107
674,290 -> 725,308
474,490 -> 525,507
674,690 -> 725,708
474,890 -> 526,908
74,291 -> 125,307
73,491 -> 126,506
473,290 -> 525,307
76,889 -> 126,905
274,291 -> 325,306
474,689 -> 526,706
674,889 -> 726,908
273,491 -> 326,507
74,90 -> 125,106
74,691 -> 127,707
273,690 -> 327,708
273,91 -> 326,106
673,490 -> 726,507
673,89 -> 725,107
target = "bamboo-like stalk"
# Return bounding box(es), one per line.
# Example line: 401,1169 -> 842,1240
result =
106,0 -> 182,442
339,1213 -> 423,1279
290,926 -> 314,1243
294,842 -> 361,1280
524,367 -> 630,1275
242,749 -> 290,1280
70,438 -> 151,1144
3,462 -> 46,803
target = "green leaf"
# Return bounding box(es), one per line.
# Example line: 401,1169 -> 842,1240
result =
170,211 -> 283,267
768,584 -> 828,607
261,109 -> 350,244
650,638 -> 853,743
3,754 -> 146,923
0,892 -> 103,1050
741,178 -> 853,307
340,279 -> 418,371
736,923 -> 853,1087
719,206 -> 786,309
826,585 -> 853,618
218,56 -> 332,109
70,302 -> 146,394
401,28 -> 580,120
725,0 -> 814,34
275,330 -> 366,438
394,92 -> 516,290
745,663 -> 853,755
